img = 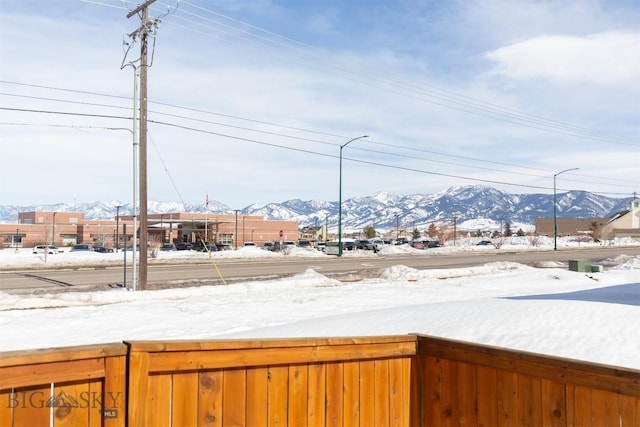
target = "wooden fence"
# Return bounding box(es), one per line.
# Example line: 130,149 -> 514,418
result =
1,335 -> 638,426
0,343 -> 127,427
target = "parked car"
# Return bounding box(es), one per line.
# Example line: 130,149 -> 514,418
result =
342,241 -> 356,251
195,243 -> 217,252
175,242 -> 193,251
262,242 -> 274,251
283,240 -> 297,249
355,239 -> 373,250
298,239 -> 311,248
243,242 -> 257,247
409,240 -> 425,249
395,237 -> 409,245
32,245 -> 62,254
315,242 -> 326,252
371,239 -> 384,252
160,243 -> 176,251
71,243 -> 93,252
93,246 -> 114,253
423,240 -> 441,248
476,240 -> 493,246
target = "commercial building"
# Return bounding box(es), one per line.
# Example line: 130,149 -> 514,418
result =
1,211 -> 298,250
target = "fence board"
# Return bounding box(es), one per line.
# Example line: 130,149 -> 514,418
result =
375,359 -> 390,426
518,374 -> 542,427
267,365 -> 288,427
287,364 -> 307,426
12,384 -> 51,427
0,388 -> 13,427
52,381 -> 86,427
325,362 -> 343,425
198,370 -> 222,426
246,366 -> 268,427
171,372 -> 198,427
145,374 -> 171,426
422,355 -> 442,426
359,360 -> 376,427
476,365 -> 497,427
497,370 -> 518,427
540,378 -> 566,427
440,357 -> 458,427
222,368 -> 246,426
620,393 -> 640,426
457,361 -> 477,427
343,361 -> 360,427
388,357 -> 406,427
591,388 -> 620,426
306,363 -> 326,427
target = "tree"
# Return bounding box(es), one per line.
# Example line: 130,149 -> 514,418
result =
504,222 -> 513,237
412,227 -> 421,240
516,228 -> 526,237
363,225 -> 376,239
589,221 -> 602,242
428,223 -> 438,238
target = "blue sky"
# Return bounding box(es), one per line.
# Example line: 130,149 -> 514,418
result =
1,0 -> 638,208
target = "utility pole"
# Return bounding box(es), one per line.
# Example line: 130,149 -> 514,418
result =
127,0 -> 157,290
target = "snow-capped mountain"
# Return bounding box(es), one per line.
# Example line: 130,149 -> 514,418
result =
0,186 -> 633,232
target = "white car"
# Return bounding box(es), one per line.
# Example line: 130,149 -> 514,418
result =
33,245 -> 62,254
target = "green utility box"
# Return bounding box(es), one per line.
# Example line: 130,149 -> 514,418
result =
590,265 -> 604,273
569,259 -> 592,272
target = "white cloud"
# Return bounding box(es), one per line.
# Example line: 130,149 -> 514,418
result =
486,31 -> 640,85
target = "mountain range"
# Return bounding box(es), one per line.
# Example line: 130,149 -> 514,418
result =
1,186 -> 633,232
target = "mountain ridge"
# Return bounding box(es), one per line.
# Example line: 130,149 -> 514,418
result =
1,186 -> 633,232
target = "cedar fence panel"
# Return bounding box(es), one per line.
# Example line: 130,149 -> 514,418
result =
413,334 -> 640,426
125,336 -> 417,426
0,343 -> 128,427
1,335 -> 638,426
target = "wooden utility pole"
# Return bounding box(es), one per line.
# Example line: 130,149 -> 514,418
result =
127,0 -> 157,290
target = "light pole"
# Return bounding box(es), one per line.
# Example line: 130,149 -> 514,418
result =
553,168 -> 579,251
338,135 -> 368,256
115,205 -> 121,251
395,213 -> 400,241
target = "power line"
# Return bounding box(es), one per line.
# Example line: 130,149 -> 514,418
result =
1,106 -> 636,195
2,84 -> 636,188
157,1 -> 639,147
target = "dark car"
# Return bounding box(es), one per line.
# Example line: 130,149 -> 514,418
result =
476,240 -> 493,246
71,243 -> 93,252
175,242 -> 193,251
423,240 -> 441,248
298,239 -> 312,248
160,243 -> 176,251
199,243 -> 217,252
262,242 -> 274,251
410,240 -> 425,249
342,241 -> 356,251
395,237 -> 409,245
94,246 -> 114,253
355,239 -> 373,250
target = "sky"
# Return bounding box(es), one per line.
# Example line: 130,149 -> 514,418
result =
1,238 -> 639,370
1,0 -> 639,209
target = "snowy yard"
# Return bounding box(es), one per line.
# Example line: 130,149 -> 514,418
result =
0,237 -> 638,370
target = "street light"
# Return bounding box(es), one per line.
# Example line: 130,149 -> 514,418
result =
115,205 -> 122,251
553,167 -> 579,251
338,135 -> 368,256
395,213 -> 400,241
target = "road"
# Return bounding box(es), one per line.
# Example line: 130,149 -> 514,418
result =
1,246 -> 638,293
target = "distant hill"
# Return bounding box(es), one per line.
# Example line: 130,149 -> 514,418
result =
1,185 -> 632,232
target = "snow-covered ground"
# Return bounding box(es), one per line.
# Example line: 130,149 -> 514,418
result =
0,237 -> 639,370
